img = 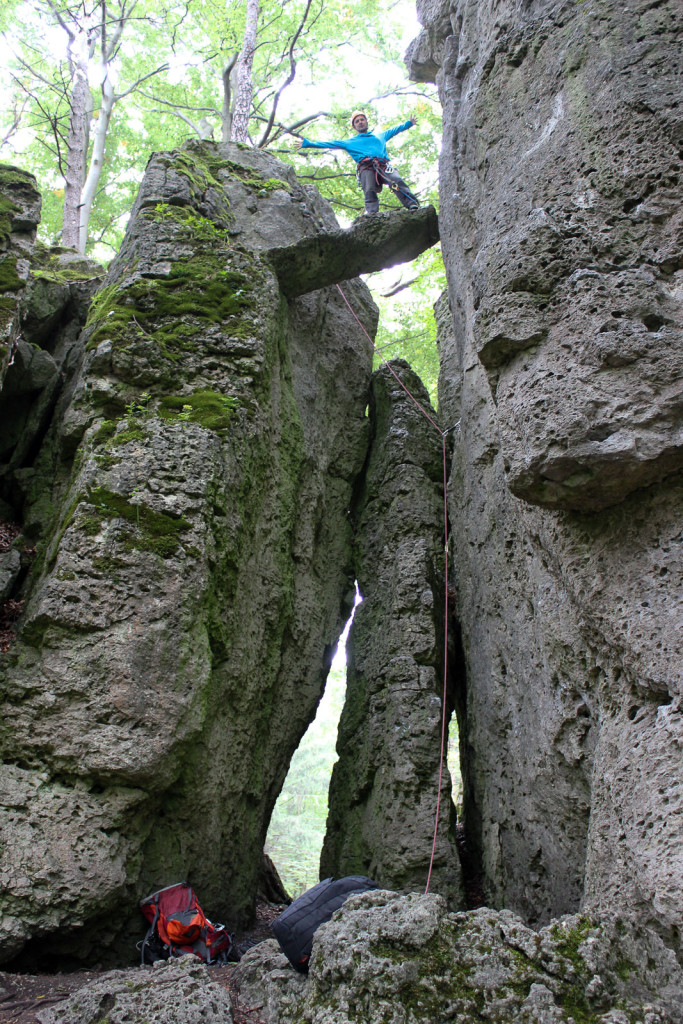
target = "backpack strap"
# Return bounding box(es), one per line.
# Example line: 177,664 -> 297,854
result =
140,893 -> 161,966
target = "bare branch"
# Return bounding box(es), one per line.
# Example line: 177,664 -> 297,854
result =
295,171 -> 355,181
257,0 -> 314,149
0,96 -> 30,149
138,90 -> 216,115
114,63 -> 169,102
379,276 -> 419,297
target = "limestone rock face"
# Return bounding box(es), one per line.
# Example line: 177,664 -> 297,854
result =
267,206 -> 440,297
412,0 -> 683,512
36,956 -> 234,1024
320,362 -> 463,905
413,0 -> 683,952
232,891 -> 683,1024
0,167 -> 104,568
0,142 -> 375,963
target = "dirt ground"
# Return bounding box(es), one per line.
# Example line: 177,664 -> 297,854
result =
0,901 -> 284,1024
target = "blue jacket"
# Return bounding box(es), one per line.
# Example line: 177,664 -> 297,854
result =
300,121 -> 414,164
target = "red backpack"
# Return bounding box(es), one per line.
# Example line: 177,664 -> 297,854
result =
139,882 -> 236,965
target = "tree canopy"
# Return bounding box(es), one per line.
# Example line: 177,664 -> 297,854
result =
1,0 -> 444,397
0,0 -> 438,245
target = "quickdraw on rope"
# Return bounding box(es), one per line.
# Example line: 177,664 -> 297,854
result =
334,282 -> 450,896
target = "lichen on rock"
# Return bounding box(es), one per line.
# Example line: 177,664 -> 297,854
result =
231,891 -> 683,1023
412,0 -> 683,958
0,141 -> 376,964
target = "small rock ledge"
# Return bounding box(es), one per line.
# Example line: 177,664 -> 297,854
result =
267,205 -> 440,297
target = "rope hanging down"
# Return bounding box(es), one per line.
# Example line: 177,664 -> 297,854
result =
334,282 -> 451,896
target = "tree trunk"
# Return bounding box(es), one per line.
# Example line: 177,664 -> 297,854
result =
78,75 -> 115,254
60,15 -> 95,250
221,62 -> 234,143
230,0 -> 259,144
61,64 -> 90,249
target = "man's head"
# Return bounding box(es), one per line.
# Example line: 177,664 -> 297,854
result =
351,110 -> 369,133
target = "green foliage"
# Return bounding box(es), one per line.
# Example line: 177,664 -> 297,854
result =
1,1 -> 438,253
368,245 -> 446,404
266,658 -> 346,896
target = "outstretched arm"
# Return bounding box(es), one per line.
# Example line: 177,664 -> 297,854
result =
294,137 -> 351,152
381,117 -> 417,143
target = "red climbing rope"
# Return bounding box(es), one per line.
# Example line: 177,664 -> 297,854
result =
335,282 -> 450,896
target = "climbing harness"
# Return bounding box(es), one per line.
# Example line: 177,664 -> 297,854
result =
335,282 -> 451,895
356,157 -> 420,209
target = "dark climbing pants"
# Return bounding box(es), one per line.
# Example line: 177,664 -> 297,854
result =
358,165 -> 419,214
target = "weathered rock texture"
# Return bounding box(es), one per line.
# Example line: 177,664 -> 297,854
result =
232,891 -> 683,1023
0,143 -> 377,963
411,0 -> 683,513
411,0 -> 683,956
0,164 -> 105,620
268,206 -> 440,297
37,955 -> 234,1024
321,362 -> 463,905
0,143 -> 447,968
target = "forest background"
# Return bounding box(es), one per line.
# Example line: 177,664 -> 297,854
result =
0,0 -> 452,894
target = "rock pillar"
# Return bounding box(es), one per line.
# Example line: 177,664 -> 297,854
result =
322,361 -> 464,906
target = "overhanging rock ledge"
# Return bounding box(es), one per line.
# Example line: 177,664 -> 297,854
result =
266,205 -> 440,298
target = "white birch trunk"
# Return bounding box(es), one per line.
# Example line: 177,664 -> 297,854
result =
78,74 -> 114,254
61,65 -> 90,249
61,17 -> 96,249
230,0 -> 259,144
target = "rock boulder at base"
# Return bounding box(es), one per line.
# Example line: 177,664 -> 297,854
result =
36,955 -> 234,1024
231,890 -> 683,1024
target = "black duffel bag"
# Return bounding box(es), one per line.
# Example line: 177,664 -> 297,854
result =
271,875 -> 378,972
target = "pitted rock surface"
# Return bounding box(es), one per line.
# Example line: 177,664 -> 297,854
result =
267,206 -> 440,297
0,142 -> 376,963
232,891 -> 683,1024
321,361 -> 463,905
36,955 -> 234,1024
412,0 -> 683,512
413,0 -> 683,947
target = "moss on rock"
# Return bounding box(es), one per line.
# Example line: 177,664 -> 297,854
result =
0,255 -> 26,294
77,485 -> 191,557
159,390 -> 237,432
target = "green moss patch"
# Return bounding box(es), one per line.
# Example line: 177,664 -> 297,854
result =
92,420 -> 117,447
0,255 -> 26,294
169,142 -> 291,197
0,196 -> 18,245
369,926 -> 486,1018
219,161 -> 291,195
159,390 -> 237,432
145,203 -> 231,244
0,165 -> 38,190
85,255 -> 256,359
79,486 -> 191,558
29,243 -> 105,283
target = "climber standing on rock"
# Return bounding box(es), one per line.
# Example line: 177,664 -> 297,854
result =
294,110 -> 420,215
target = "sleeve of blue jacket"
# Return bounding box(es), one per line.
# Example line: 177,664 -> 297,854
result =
300,121 -> 414,163
300,138 -> 354,153
378,121 -> 414,143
